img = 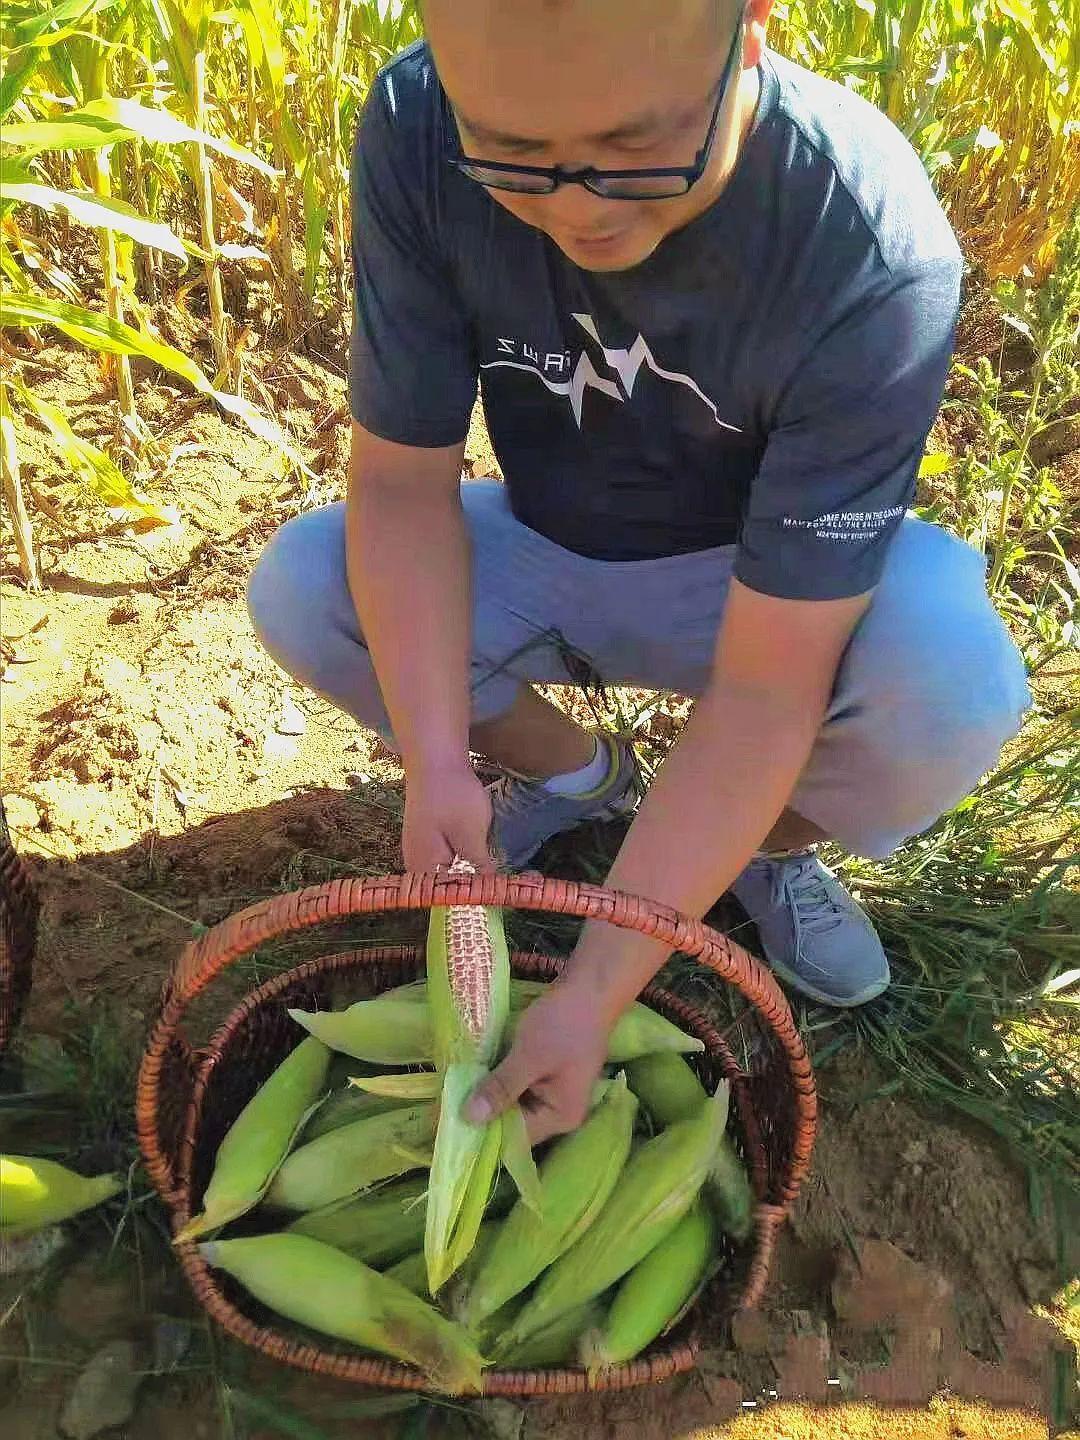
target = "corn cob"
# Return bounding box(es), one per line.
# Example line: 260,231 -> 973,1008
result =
379,979 -> 704,1063
265,1102 -> 435,1212
509,981 -> 704,1061
1,1156 -> 122,1236
301,1086 -> 411,1143
288,998 -> 433,1065
500,1082 -> 728,1350
199,1234 -> 484,1394
175,1036 -> 331,1243
458,1072 -> 638,1329
625,1052 -> 707,1126
425,870 -> 541,1294
384,1247 -> 430,1297
581,1199 -> 715,1371
498,1299 -> 605,1368
285,1176 -> 427,1264
627,1054 -> 754,1242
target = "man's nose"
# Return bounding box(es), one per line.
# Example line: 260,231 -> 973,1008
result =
537,178 -> 624,231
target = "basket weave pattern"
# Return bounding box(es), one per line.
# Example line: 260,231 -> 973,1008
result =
137,872 -> 817,1395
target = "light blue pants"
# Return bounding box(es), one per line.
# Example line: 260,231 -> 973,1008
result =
248,480 -> 1031,859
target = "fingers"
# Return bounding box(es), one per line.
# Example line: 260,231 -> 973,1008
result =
465,1043 -> 534,1124
401,827 -> 454,874
522,1085 -> 590,1146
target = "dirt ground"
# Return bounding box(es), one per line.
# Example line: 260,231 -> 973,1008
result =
1,345 -> 1077,1438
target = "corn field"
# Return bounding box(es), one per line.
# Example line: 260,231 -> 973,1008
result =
0,0 -> 1077,581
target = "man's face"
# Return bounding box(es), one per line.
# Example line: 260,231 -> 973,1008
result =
425,0 -> 754,273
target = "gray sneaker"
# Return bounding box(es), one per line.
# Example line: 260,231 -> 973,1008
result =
730,849 -> 890,1008
489,734 -> 640,870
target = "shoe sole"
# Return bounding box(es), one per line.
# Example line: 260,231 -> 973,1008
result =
763,953 -> 890,1009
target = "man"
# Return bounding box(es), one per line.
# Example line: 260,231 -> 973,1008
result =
249,0 -> 1030,1142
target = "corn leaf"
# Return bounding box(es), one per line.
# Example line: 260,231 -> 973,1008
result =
0,294 -> 308,470
348,1072 -> 443,1101
2,98 -> 278,178
10,377 -> 179,529
0,174 -> 196,260
499,1105 -> 542,1218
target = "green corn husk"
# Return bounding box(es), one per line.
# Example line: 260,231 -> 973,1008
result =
625,1052 -> 707,1126
384,1247 -> 430,1297
459,1072 -> 639,1329
627,1055 -> 754,1243
285,1177 -> 427,1264
1,1156 -> 123,1236
380,979 -> 704,1062
301,1086 -> 412,1143
349,1071 -> 442,1101
708,1136 -> 754,1243
501,1083 -> 729,1351
496,1299 -> 605,1368
175,1037 -> 331,1243
199,1234 -> 483,1394
425,882 -> 531,1295
265,1102 -> 435,1212
581,1199 -> 715,1371
287,999 -> 433,1065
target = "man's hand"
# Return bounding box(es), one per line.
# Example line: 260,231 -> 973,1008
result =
402,761 -> 494,873
466,977 -> 613,1144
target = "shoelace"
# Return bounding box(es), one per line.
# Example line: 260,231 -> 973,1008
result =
488,774 -> 550,818
767,855 -> 846,936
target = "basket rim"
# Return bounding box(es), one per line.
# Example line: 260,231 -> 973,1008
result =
156,943 -> 802,1397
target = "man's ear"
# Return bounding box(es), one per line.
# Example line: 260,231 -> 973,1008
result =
742,0 -> 775,71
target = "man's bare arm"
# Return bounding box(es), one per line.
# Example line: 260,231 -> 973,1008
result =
346,421 -> 492,870
567,578 -> 872,1021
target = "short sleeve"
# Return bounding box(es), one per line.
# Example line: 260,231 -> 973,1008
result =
348,76 -> 477,446
734,258 -> 962,600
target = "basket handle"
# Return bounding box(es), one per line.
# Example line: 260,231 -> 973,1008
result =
137,871 -> 816,1205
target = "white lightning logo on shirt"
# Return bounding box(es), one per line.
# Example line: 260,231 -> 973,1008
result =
480,312 -> 742,432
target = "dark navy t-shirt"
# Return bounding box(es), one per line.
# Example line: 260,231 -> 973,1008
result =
348,42 -> 962,600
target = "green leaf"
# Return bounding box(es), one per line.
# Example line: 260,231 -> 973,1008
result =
2,98 -> 278,178
83,97 -> 278,175
918,451 -> 953,478
11,376 -> 179,529
0,294 -> 307,470
0,174 -> 196,260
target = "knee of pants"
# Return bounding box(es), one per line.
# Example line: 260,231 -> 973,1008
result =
247,505 -> 357,689
842,624 -> 1031,814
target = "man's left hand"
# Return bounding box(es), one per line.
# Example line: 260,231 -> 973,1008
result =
465,976 -> 613,1144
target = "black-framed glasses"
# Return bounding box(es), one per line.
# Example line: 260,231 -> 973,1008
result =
443,16 -> 745,201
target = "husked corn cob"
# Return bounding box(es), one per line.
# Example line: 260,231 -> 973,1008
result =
199,1234 -> 483,1394
288,998 -> 433,1065
175,1036 -> 331,1243
286,1176 -> 427,1264
1,1156 -> 122,1236
627,1053 -> 754,1242
581,1199 -> 715,1371
426,871 -> 540,1294
265,1102 -> 435,1212
501,1082 -> 728,1350
459,1072 -> 638,1329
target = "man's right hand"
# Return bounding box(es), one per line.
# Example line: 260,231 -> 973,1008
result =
402,761 -> 495,873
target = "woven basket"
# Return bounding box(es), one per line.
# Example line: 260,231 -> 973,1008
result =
136,871 -> 817,1396
0,798 -> 39,1056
